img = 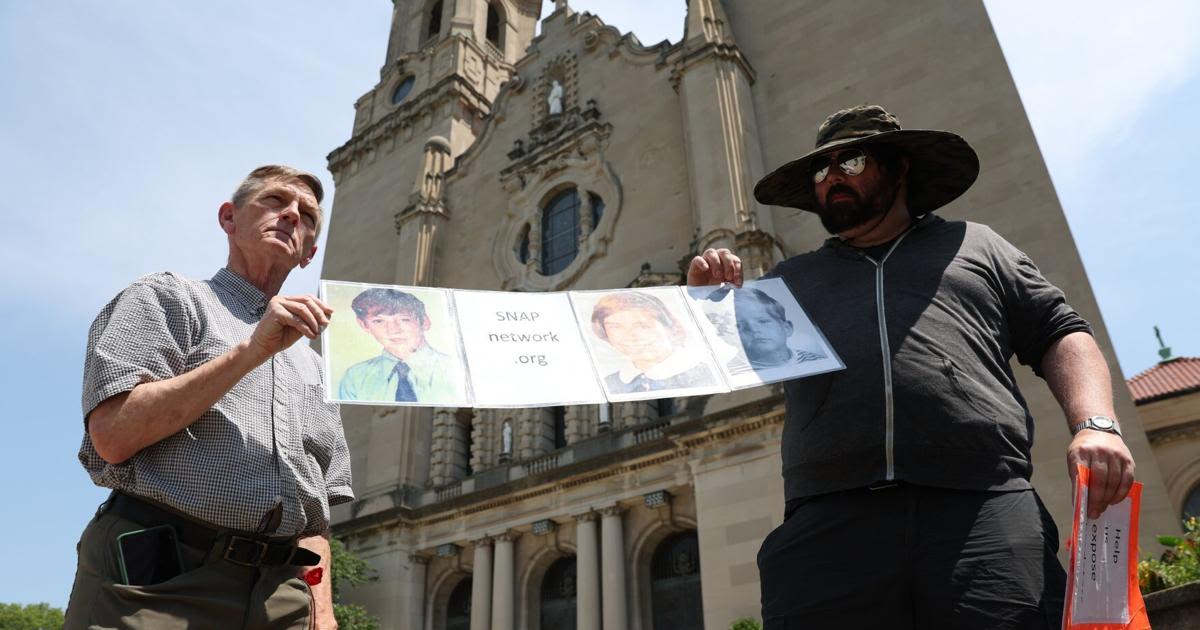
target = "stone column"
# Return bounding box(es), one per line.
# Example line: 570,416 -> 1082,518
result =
676,0 -> 777,270
407,554 -> 429,630
395,136 -> 452,288
470,538 -> 493,630
491,532 -> 518,630
575,512 -> 601,630
600,506 -> 628,630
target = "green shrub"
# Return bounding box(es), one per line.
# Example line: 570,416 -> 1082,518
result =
331,537 -> 381,630
1138,516 -> 1200,594
730,618 -> 763,630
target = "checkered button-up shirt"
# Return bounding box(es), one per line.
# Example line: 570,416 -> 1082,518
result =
79,268 -> 353,536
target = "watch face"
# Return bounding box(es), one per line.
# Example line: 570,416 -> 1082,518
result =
1092,416 -> 1114,430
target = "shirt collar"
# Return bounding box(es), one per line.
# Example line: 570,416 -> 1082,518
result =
616,349 -> 701,384
212,268 -> 269,314
383,343 -> 439,371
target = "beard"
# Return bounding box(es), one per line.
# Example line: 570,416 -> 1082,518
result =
817,179 -> 900,235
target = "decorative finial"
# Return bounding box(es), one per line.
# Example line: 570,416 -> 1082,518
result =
1155,325 -> 1173,362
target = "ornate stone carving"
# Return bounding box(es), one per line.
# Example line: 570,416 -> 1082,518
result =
533,53 -> 579,127
599,504 -> 625,518
493,103 -> 621,291
627,262 -> 683,289
734,228 -> 783,280
494,530 -> 521,543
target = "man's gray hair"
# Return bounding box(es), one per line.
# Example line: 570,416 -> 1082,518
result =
231,164 -> 325,209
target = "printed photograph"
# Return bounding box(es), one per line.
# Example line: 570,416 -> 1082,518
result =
570,286 -> 729,401
686,278 -> 844,389
320,281 -> 470,407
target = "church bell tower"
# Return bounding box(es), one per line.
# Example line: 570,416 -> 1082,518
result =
319,5 -> 542,628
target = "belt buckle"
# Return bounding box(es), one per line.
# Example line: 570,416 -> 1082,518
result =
224,536 -> 269,566
867,480 -> 900,491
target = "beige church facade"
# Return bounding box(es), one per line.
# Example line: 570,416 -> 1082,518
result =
319,1 -> 1179,628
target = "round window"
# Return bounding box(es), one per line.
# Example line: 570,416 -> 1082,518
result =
392,76 -> 416,105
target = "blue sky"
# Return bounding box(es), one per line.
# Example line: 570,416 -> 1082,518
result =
0,0 -> 1196,608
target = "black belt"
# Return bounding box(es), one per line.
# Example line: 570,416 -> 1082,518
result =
102,493 -> 320,568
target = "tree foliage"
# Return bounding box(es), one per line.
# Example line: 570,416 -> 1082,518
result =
0,602 -> 65,630
729,618 -> 763,630
330,537 -> 381,630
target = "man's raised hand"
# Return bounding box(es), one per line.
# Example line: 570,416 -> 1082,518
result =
687,248 -> 744,287
250,295 -> 333,359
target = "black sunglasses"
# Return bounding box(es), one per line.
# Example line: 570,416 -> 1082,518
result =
810,148 -> 868,184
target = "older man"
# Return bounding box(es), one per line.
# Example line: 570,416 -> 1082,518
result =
65,165 -> 352,629
688,106 -> 1135,629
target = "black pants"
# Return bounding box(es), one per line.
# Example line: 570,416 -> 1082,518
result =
758,484 -> 1066,630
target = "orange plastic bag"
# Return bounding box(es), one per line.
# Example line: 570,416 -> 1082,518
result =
1062,463 -> 1151,629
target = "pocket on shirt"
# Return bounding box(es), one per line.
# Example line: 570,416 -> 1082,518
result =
296,384 -> 336,477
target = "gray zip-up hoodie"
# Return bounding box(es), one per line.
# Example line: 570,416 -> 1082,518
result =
771,214 -> 1091,500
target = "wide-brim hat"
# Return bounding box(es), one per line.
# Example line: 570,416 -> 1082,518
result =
753,105 -> 979,214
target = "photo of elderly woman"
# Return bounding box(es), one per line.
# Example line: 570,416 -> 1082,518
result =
572,288 -> 727,400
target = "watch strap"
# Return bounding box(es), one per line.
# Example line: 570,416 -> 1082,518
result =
1071,415 -> 1121,436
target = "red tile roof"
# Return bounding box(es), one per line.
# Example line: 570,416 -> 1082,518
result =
1128,357 -> 1200,404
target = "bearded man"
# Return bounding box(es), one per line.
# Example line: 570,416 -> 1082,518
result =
687,106 -> 1134,629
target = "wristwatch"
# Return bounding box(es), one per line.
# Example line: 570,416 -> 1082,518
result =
1071,415 -> 1122,436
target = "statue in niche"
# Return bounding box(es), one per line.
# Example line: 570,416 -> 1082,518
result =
548,80 -> 564,116
501,419 -> 513,454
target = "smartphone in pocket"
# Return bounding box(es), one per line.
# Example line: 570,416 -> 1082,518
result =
116,524 -> 185,586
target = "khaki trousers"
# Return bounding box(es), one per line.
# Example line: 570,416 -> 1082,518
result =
64,510 -> 313,630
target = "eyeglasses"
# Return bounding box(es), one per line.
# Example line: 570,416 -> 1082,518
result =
810,148 -> 868,184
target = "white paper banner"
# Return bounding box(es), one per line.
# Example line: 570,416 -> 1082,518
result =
319,280 -> 845,408
453,289 -> 606,407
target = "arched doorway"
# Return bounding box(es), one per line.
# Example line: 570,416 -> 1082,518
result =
540,556 -> 577,630
651,531 -> 703,630
446,577 -> 472,630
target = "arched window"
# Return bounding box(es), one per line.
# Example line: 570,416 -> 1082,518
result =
427,1 -> 444,41
651,532 -> 703,630
446,577 -> 472,630
486,2 -> 503,50
540,556 -> 577,630
392,76 -> 415,105
655,398 -> 676,419
540,189 -> 581,276
1184,482 -> 1200,522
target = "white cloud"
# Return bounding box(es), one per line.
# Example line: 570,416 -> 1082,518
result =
983,0 -> 1200,168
